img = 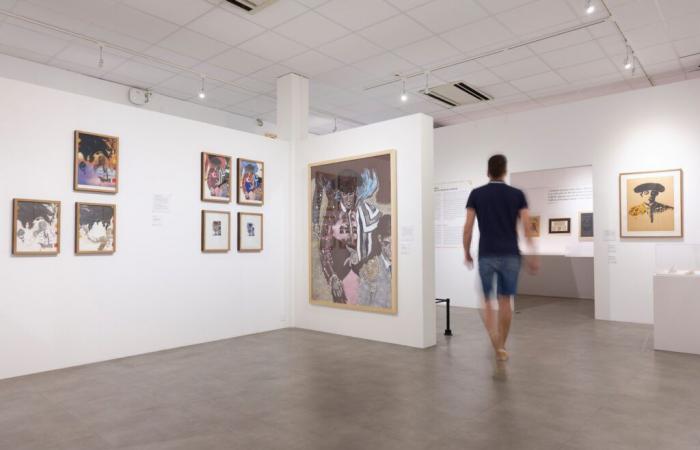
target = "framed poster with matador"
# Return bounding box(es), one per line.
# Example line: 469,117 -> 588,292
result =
619,169 -> 683,238
309,150 -> 397,314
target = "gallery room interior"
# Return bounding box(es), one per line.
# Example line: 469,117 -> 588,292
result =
1,0 -> 699,449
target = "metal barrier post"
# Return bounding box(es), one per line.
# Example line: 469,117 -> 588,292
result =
435,298 -> 453,336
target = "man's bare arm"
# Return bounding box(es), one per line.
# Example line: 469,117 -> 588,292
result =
463,208 -> 476,266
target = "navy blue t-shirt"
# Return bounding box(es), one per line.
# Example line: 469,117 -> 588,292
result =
466,181 -> 527,257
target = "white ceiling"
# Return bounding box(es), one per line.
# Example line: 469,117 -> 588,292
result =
0,0 -> 698,134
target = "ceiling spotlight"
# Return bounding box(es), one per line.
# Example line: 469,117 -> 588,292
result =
624,46 -> 634,70
97,44 -> 104,69
424,71 -> 431,95
400,78 -> 408,102
198,75 -> 206,99
585,0 -> 595,14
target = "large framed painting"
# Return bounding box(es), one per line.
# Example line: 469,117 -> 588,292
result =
309,150 -> 397,314
237,158 -> 264,205
238,212 -> 263,252
201,152 -> 232,203
74,131 -> 119,193
549,218 -> 571,234
12,199 -> 61,255
75,203 -> 116,254
201,210 -> 230,253
579,212 -> 594,240
620,169 -> 683,238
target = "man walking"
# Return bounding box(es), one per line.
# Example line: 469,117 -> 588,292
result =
463,155 -> 538,361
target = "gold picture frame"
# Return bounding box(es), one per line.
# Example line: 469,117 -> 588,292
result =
549,218 -> 571,234
201,152 -> 232,203
75,202 -> 116,254
237,212 -> 263,252
74,130 -> 119,194
12,198 -> 61,256
528,215 -> 541,237
237,158 -> 264,206
308,150 -> 398,315
201,210 -> 231,253
619,169 -> 683,238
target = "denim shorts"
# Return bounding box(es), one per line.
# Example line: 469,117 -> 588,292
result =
478,256 -> 521,298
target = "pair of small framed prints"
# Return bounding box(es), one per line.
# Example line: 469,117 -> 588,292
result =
201,211 -> 263,253
201,152 -> 263,205
12,199 -> 115,256
527,213 -> 593,239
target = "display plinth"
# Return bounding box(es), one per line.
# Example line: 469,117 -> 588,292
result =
653,274 -> 700,355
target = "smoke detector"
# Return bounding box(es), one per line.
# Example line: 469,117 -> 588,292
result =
222,0 -> 278,14
421,81 -> 491,108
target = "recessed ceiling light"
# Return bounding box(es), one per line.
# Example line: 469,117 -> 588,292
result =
585,0 -> 595,14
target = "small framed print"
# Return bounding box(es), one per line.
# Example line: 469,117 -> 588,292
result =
12,199 -> 61,255
528,215 -> 541,237
237,158 -> 264,205
619,169 -> 683,238
74,130 -> 119,194
76,203 -> 116,254
579,212 -> 594,240
202,210 -> 231,253
201,152 -> 232,203
238,212 -> 263,252
549,218 -> 571,234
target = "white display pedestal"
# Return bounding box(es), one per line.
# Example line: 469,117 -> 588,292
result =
653,274 -> 700,355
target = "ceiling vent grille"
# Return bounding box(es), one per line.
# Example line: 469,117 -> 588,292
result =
421,81 -> 491,108
223,0 -> 278,14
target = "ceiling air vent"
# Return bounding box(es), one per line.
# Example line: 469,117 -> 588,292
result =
421,81 -> 492,108
223,0 -> 278,14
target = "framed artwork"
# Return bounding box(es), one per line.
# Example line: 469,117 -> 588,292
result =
237,158 -> 264,205
549,218 -> 571,234
12,199 -> 61,255
74,131 -> 119,193
309,150 -> 397,314
75,203 -> 116,254
579,212 -> 594,240
619,169 -> 683,238
528,215 -> 540,237
201,152 -> 232,203
201,210 -> 230,252
238,212 -> 263,252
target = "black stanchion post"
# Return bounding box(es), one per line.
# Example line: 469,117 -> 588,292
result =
444,298 -> 452,336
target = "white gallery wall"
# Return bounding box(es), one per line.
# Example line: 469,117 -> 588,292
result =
0,76 -> 290,380
435,78 -> 700,324
293,114 -> 436,349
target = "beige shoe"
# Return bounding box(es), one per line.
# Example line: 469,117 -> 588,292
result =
496,349 -> 509,361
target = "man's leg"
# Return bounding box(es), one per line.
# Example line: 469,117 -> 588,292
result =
497,295 -> 513,350
479,299 -> 500,351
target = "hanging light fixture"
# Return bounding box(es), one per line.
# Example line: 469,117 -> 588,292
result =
424,71 -> 431,95
97,43 -> 104,69
585,0 -> 595,14
400,78 -> 408,102
624,46 -> 634,70
198,75 -> 206,99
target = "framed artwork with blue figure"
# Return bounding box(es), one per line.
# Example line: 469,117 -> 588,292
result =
238,212 -> 263,252
74,131 -> 119,193
237,158 -> 264,206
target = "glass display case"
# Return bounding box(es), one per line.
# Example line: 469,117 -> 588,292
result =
655,244 -> 699,275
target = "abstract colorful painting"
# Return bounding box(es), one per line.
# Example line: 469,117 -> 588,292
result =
237,158 -> 264,205
13,199 -> 61,255
620,169 -> 683,238
309,150 -> 397,314
76,203 -> 115,254
201,152 -> 232,203
74,131 -> 119,193
201,210 -> 230,252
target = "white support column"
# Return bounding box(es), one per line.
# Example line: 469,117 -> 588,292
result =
276,73 -> 309,141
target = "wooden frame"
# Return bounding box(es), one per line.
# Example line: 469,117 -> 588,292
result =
528,215 -> 541,238
579,211 -> 594,240
237,158 -> 264,206
549,218 -> 571,234
201,210 -> 231,253
74,130 -> 119,194
619,168 -> 683,238
237,212 -> 263,252
201,152 -> 232,203
308,149 -> 398,315
75,202 -> 116,255
12,198 -> 61,256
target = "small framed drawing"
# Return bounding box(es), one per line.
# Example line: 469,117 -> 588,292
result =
201,210 -> 230,253
12,199 -> 61,255
528,215 -> 541,237
74,130 -> 119,193
201,152 -> 232,203
237,158 -> 264,205
238,212 -> 263,252
579,212 -> 594,240
549,218 -> 571,234
76,203 -> 116,254
619,169 -> 683,238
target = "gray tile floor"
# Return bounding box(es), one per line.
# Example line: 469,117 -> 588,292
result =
2,296 -> 700,450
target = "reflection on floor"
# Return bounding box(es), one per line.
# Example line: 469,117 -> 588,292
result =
1,296 -> 699,450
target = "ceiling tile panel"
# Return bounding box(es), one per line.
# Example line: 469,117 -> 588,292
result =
283,50 -> 344,76
158,28 -> 230,60
318,34 -> 384,64
490,56 -> 551,80
393,36 -> 461,66
238,31 -> 307,62
510,70 -> 567,91
275,11 -> 349,47
557,58 -> 619,82
540,41 -> 607,69
407,0 -> 488,34
359,15 -> 431,50
207,47 -> 272,74
120,0 -> 213,26
352,53 -> 418,77
316,0 -> 398,31
441,18 -> 513,55
496,0 -> 578,36
186,8 -> 265,46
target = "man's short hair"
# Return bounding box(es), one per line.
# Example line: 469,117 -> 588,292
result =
488,154 -> 507,178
